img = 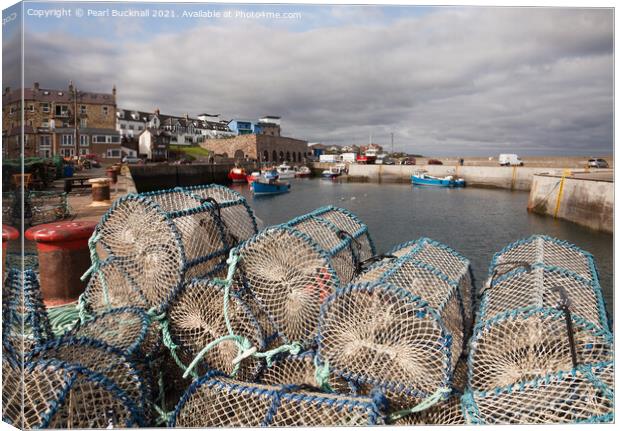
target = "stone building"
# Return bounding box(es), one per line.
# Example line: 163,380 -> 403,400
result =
201,134 -> 310,164
2,82 -> 121,161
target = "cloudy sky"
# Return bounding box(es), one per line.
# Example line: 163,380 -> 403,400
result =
2,1 -> 614,155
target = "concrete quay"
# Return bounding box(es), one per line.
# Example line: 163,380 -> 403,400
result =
528,171 -> 613,234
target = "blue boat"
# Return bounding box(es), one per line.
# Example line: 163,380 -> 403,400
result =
411,173 -> 465,187
251,180 -> 291,195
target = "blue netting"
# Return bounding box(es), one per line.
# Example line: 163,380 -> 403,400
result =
169,370 -> 386,426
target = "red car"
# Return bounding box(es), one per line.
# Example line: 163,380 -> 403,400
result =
427,159 -> 443,165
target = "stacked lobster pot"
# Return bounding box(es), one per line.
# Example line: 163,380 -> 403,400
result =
83,185 -> 257,314
77,185 -> 259,415
1,278 -> 156,427
2,268 -> 54,360
315,238 -> 471,423
166,206 -> 388,427
462,235 -> 614,424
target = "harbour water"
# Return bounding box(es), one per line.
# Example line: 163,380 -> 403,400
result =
230,178 -> 613,317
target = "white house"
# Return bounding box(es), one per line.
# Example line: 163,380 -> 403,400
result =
116,109 -> 150,138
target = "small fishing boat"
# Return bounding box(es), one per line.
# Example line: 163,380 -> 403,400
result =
411,172 -> 465,187
295,166 -> 312,178
251,179 -> 291,195
321,165 -> 345,179
276,163 -> 296,179
228,167 -> 247,183
263,169 -> 280,181
246,172 -> 261,183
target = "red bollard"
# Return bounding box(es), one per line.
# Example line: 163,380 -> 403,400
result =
25,221 -> 97,307
2,225 -> 19,280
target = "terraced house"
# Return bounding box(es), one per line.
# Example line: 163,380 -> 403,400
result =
2,82 -> 121,161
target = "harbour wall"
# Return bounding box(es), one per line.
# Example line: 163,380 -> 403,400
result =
129,162 -> 258,193
528,173 -> 613,234
329,163 -> 553,191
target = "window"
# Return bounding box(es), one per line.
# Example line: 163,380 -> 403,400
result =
80,118 -> 88,128
80,135 -> 89,147
102,106 -> 109,116
171,136 -> 177,142
55,105 -> 69,116
9,106 -> 16,115
106,149 -> 121,158
137,125 -> 143,131
184,136 -> 193,144
80,105 -> 87,114
41,119 -> 50,128
60,148 -> 75,157
128,125 -> 134,130
61,135 -> 74,146
39,135 -> 51,147
79,148 -> 89,156
39,148 -> 51,158
41,103 -> 50,113
92,135 -> 120,144
28,104 -> 34,112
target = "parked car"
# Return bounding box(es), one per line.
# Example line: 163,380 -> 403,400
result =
400,157 -> 416,165
383,158 -> 396,165
499,154 -> 523,166
427,159 -> 443,165
123,157 -> 144,165
588,158 -> 609,168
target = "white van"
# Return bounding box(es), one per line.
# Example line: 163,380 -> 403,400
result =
499,154 -> 523,166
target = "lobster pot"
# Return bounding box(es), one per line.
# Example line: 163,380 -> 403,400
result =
2,358 -> 144,428
26,336 -> 151,418
487,236 -> 609,330
235,226 -> 341,346
66,306 -> 162,362
170,373 -> 385,427
317,282 -> 455,411
94,189 -> 234,313
352,249 -> 466,365
490,235 -> 598,282
29,191 -> 70,225
393,237 -> 474,331
2,268 -> 53,358
257,350 -> 353,394
182,184 -> 258,245
282,206 -> 376,283
167,279 -> 266,380
462,361 -> 614,424
467,307 -> 613,392
480,265 -> 609,330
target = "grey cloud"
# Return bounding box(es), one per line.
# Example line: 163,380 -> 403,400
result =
19,7 -> 613,156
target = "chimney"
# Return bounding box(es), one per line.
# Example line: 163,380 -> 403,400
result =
112,84 -> 116,98
184,113 -> 189,120
68,80 -> 74,93
33,82 -> 39,91
155,108 -> 160,115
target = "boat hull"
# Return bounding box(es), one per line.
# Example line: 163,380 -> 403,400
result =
411,175 -> 465,187
251,181 -> 291,195
276,172 -> 296,179
228,171 -> 247,183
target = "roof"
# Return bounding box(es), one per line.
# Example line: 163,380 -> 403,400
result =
3,87 -> 115,105
117,109 -> 152,122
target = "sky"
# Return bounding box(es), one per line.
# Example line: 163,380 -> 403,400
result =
2,1 -> 614,156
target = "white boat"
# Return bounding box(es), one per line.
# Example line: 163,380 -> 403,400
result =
277,163 -> 296,179
295,166 -> 312,177
321,165 -> 345,179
